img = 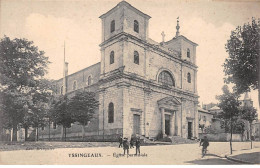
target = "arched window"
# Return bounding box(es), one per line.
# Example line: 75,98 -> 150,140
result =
108,102 -> 114,123
158,70 -> 175,87
187,48 -> 190,58
60,86 -> 64,95
134,51 -> 139,64
187,72 -> 191,83
110,20 -> 115,33
72,81 -> 77,90
134,20 -> 139,33
110,51 -> 114,64
88,76 -> 92,85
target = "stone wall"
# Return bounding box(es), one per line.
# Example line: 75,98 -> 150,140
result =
55,63 -> 100,94
199,133 -> 245,142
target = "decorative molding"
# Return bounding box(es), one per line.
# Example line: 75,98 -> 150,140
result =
186,117 -> 194,120
118,36 -> 128,42
116,81 -> 131,88
97,88 -> 106,93
101,72 -> 199,100
130,108 -> 143,113
99,32 -> 198,69
143,87 -> 152,94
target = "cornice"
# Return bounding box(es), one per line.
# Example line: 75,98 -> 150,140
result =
100,32 -> 198,69
98,69 -> 199,100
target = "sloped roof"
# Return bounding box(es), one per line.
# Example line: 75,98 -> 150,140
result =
99,1 -> 151,19
209,106 -> 220,110
166,35 -> 198,46
198,107 -> 213,115
198,107 -> 208,113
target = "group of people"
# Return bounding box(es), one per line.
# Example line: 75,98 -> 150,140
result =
118,134 -> 209,157
118,135 -> 141,155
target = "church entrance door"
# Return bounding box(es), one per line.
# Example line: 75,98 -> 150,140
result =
165,115 -> 170,136
188,122 -> 192,139
133,114 -> 140,135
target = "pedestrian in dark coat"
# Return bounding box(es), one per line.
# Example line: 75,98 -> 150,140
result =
200,136 -> 209,157
130,135 -> 135,148
135,136 -> 141,155
118,135 -> 123,148
123,137 -> 129,155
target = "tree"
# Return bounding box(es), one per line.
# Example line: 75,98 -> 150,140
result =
0,90 -> 26,141
216,85 -> 240,154
68,91 -> 99,140
0,36 -> 50,141
51,95 -> 74,141
241,105 -> 258,149
224,18 -> 260,107
26,79 -> 55,141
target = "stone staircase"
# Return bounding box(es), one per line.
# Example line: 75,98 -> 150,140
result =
138,135 -> 198,145
166,136 -> 198,144
138,135 -> 154,143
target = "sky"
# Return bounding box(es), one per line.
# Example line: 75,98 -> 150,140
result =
1,0 -> 260,114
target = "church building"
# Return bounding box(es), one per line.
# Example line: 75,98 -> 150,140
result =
39,1 -> 199,141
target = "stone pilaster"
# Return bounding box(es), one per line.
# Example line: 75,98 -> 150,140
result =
170,113 -> 175,136
161,107 -> 166,137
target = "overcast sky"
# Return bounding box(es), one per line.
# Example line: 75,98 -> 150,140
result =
1,0 -> 260,114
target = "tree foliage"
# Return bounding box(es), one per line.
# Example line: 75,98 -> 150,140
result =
224,18 -> 260,105
0,36 -> 49,90
0,90 -> 26,129
221,119 -> 246,134
51,95 -> 74,129
241,105 -> 258,124
68,91 -> 99,126
216,85 -> 241,120
216,85 -> 241,154
0,36 -> 50,141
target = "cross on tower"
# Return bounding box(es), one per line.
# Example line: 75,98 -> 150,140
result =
176,17 -> 180,37
161,31 -> 165,42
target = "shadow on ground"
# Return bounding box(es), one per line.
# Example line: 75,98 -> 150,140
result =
185,153 -> 242,165
230,152 -> 260,164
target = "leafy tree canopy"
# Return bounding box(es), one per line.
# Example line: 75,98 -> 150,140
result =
68,91 -> 99,126
0,36 -> 50,90
241,105 -> 258,123
224,18 -> 260,105
51,95 -> 74,128
0,36 -> 51,140
216,85 -> 241,120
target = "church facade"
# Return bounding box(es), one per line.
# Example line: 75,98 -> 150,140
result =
39,1 -> 199,141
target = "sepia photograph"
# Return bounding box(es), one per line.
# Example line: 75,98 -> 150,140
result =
0,0 -> 260,165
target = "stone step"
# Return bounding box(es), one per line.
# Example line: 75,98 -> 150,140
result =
160,136 -> 198,144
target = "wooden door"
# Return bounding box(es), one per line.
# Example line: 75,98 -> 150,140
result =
188,122 -> 192,139
133,114 -> 140,135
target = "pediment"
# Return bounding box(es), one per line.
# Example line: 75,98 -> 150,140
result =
157,96 -> 181,106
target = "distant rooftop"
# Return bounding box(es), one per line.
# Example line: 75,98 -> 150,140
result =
209,106 -> 220,111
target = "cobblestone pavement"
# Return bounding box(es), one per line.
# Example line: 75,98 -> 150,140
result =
0,141 -> 259,164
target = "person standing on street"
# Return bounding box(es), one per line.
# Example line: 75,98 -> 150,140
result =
123,137 -> 129,155
130,135 -> 135,148
118,135 -> 123,148
135,136 -> 141,155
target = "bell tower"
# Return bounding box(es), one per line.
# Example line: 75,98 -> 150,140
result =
99,1 -> 151,78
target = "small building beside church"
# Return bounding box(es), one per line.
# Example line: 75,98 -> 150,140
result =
39,1 -> 199,141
